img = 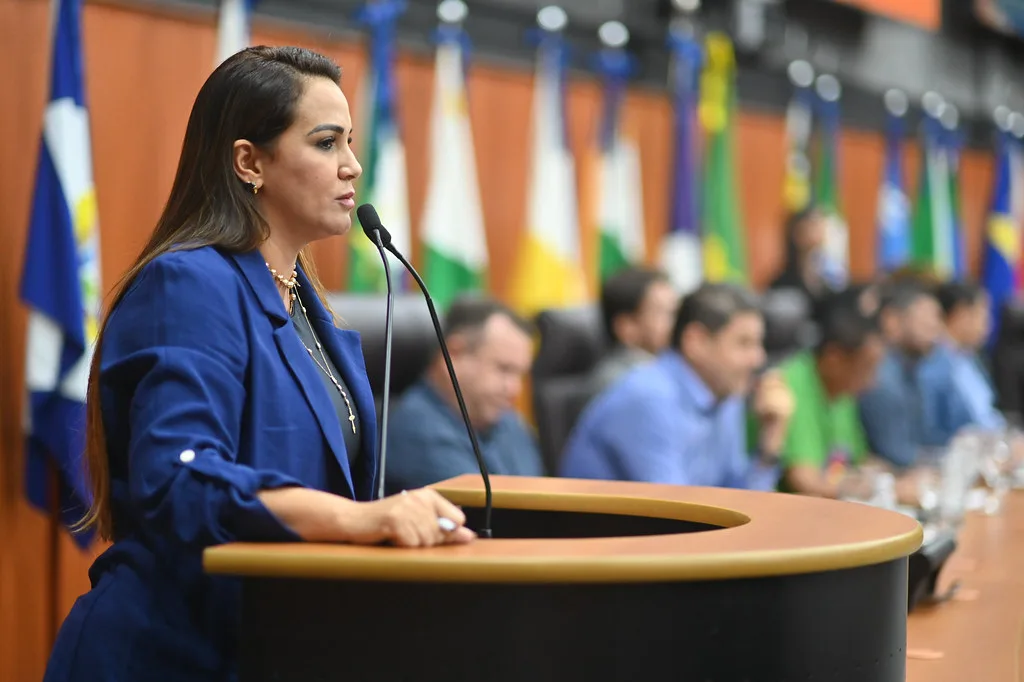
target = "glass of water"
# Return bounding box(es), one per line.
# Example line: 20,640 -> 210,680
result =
938,430 -> 983,527
979,427 -> 1014,515
914,447 -> 943,524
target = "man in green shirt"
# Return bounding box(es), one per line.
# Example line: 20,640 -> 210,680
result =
777,303 -> 885,497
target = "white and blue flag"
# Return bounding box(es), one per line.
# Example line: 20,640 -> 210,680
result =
21,0 -> 101,544
215,0 -> 255,65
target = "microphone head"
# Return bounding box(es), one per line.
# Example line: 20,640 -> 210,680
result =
357,203 -> 392,247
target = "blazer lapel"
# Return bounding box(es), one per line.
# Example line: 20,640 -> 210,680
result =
299,273 -> 380,501
229,249 -> 290,324
229,250 -> 356,498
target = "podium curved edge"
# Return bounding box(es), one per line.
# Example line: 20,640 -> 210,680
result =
204,526 -> 923,584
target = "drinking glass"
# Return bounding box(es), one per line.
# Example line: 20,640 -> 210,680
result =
979,427 -> 1014,515
914,447 -> 943,525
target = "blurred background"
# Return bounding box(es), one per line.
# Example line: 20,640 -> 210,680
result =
4,0 -> 1024,678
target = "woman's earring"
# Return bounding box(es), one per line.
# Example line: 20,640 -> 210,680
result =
246,181 -> 260,196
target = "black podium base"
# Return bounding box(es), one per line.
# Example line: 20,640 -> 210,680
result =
236,507 -> 909,682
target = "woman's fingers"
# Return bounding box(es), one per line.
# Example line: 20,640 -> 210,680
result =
445,526 -> 477,544
430,495 -> 468,528
376,488 -> 476,547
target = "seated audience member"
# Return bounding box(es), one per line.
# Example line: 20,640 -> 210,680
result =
829,281 -> 883,318
937,281 -> 1004,430
590,266 -> 678,393
560,283 -> 793,489
775,302 -> 887,497
769,206 -> 834,317
858,281 -> 960,468
385,296 -> 544,492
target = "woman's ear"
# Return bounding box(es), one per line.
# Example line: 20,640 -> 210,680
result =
232,139 -> 263,187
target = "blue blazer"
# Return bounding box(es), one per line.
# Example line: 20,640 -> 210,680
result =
44,246 -> 379,682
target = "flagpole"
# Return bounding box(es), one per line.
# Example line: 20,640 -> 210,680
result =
877,88 -> 909,273
422,0 -> 488,310
592,20 -> 633,286
48,471 -> 61,645
667,0 -> 699,99
659,0 -> 705,294
813,71 -> 848,288
783,60 -> 814,213
23,0 -> 104,642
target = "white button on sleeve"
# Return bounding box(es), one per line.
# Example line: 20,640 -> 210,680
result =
179,449 -> 196,463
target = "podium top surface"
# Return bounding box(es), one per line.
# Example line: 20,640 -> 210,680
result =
204,476 -> 923,583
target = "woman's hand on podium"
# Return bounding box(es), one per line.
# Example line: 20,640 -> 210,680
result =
257,487 -> 476,546
345,489 -> 477,547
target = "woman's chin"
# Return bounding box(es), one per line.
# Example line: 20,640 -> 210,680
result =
317,218 -> 353,240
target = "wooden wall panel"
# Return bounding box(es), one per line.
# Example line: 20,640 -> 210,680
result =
840,127 -> 887,282
735,112 -> 788,286
467,63 -> 536,296
0,0 -> 62,680
0,2 -> 996,679
959,150 -> 996,276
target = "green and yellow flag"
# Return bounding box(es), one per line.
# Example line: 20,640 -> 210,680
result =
699,33 -> 747,283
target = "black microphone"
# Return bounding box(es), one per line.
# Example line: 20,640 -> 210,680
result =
357,203 -> 494,539
356,204 -> 396,502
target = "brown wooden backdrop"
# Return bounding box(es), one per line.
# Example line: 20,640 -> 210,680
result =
0,0 -> 995,679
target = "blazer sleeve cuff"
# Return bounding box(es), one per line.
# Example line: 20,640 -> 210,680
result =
176,450 -> 306,543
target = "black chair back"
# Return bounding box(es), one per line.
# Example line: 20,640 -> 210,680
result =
761,287 -> 818,365
991,297 -> 1024,420
531,305 -> 606,474
325,293 -> 438,412
532,305 -> 606,380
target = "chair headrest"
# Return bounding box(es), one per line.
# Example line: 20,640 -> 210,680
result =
325,292 -> 438,398
532,305 -> 606,380
1000,298 -> 1024,338
533,375 -> 595,476
761,287 -> 817,355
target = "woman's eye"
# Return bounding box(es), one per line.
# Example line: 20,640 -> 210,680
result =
317,137 -> 336,150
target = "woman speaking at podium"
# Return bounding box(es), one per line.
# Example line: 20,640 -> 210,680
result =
44,46 -> 474,682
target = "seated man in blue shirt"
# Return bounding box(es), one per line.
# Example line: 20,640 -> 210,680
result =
385,296 -> 545,493
858,281 -> 962,469
588,266 -> 678,395
560,283 -> 793,489
937,281 -> 1004,430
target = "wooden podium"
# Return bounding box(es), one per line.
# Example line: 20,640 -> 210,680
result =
204,476 -> 922,682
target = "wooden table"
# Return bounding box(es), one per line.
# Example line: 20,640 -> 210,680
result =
907,491 -> 1024,681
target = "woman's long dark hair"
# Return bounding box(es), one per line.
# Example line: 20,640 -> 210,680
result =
78,46 -> 344,540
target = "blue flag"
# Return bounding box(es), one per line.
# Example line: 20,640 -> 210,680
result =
20,0 -> 102,546
877,110 -> 910,272
982,131 -> 1019,347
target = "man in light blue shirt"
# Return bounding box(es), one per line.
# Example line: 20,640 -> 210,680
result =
937,281 -> 1005,430
587,266 -> 678,395
560,283 -> 793,489
859,281 -> 975,468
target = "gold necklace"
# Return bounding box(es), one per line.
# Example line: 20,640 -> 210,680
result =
266,262 -> 299,310
265,262 -> 357,435
296,292 -> 358,436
